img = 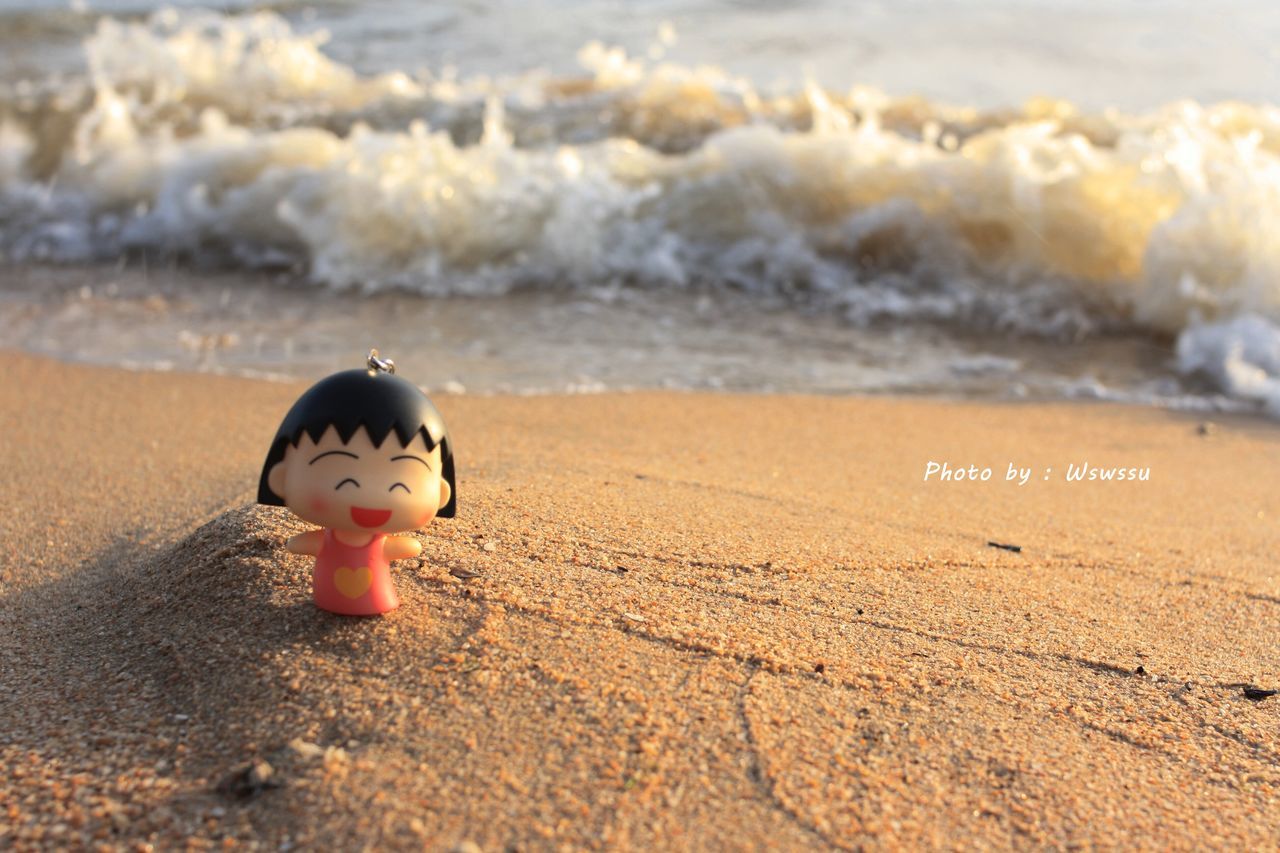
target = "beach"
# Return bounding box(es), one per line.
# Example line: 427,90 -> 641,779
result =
2,348 -> 1277,848
3,3 -> 1280,845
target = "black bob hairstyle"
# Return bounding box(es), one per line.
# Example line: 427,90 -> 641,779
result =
256,368 -> 456,517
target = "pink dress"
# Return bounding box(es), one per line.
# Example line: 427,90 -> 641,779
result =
312,529 -> 399,615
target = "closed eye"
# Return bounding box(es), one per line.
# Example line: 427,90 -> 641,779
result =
389,482 -> 411,494
391,454 -> 432,471
335,478 -> 360,490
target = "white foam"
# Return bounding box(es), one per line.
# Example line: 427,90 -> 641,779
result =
0,120 -> 32,185
1177,314 -> 1280,416
83,9 -> 422,118
3,8 -> 1280,413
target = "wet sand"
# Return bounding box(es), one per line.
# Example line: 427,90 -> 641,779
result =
1,348 -> 1278,849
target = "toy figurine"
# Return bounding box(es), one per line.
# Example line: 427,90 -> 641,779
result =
257,350 -> 456,615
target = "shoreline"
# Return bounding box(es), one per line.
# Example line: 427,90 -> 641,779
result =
2,349 -> 1278,848
1,261 -> 1245,414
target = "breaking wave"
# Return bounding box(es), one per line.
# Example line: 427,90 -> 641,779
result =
1,7 -> 1279,413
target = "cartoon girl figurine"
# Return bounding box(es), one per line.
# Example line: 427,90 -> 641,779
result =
257,351 -> 456,615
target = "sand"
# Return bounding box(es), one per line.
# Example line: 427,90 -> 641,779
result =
1,348 -> 1278,850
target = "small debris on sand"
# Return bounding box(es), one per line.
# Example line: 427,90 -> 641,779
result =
217,760 -> 281,800
987,541 -> 1022,553
450,565 -> 482,580
1243,687 -> 1277,702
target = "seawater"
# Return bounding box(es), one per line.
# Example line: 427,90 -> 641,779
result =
0,2 -> 1279,413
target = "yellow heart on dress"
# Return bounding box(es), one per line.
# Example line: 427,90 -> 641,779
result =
334,566 -> 372,599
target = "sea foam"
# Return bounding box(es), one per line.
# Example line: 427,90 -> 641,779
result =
2,8 -> 1280,412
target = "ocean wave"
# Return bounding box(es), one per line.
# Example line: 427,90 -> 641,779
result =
1177,314 -> 1280,416
2,8 -> 1280,412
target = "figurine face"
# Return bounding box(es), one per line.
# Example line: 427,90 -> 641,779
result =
267,425 -> 452,535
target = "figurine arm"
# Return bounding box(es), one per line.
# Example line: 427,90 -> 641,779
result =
383,536 -> 423,561
285,529 -> 325,556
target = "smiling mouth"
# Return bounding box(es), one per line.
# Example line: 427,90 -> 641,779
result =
350,506 -> 393,528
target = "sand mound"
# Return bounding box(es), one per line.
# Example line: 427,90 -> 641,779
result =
12,501 -> 828,848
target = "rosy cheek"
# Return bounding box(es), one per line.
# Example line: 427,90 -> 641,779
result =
415,508 -> 436,527
310,495 -> 331,514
